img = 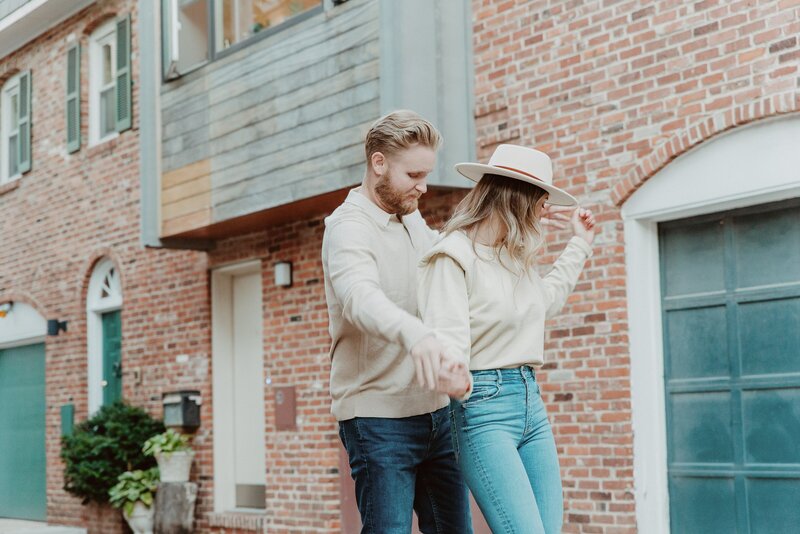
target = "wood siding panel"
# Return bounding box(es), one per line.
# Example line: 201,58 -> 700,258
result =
162,174 -> 212,205
163,191 -> 211,220
162,209 -> 212,237
161,159 -> 212,237
162,159 -> 211,189
160,0 -> 379,228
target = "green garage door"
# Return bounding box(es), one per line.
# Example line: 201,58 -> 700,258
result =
659,199 -> 800,533
0,343 -> 46,520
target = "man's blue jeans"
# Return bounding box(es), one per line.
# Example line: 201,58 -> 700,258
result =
338,406 -> 473,534
450,366 -> 563,534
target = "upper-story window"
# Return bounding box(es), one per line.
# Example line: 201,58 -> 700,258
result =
89,21 -> 118,144
216,0 -> 321,50
80,16 -> 132,148
162,0 -> 323,80
0,75 -> 22,182
0,70 -> 31,183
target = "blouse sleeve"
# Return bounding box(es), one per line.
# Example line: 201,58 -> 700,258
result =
541,236 -> 593,319
417,253 -> 472,371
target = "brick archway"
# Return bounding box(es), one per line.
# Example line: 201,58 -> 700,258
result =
613,92 -> 800,207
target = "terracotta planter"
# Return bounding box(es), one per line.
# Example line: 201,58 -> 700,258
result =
124,501 -> 154,534
155,450 -> 195,482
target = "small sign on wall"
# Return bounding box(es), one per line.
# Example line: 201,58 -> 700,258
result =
274,386 -> 296,431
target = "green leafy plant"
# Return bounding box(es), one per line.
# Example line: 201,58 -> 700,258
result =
142,428 -> 192,458
108,467 -> 159,517
61,402 -> 165,504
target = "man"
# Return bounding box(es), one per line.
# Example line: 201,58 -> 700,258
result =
322,110 -> 472,533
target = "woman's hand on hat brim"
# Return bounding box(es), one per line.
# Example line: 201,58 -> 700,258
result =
541,204 -> 572,229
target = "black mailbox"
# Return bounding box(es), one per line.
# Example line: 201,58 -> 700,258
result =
163,390 -> 201,430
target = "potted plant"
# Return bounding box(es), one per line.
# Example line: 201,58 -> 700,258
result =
109,467 -> 159,534
61,401 -> 164,505
143,428 -> 195,482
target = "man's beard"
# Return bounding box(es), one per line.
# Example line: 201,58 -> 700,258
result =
375,172 -> 418,216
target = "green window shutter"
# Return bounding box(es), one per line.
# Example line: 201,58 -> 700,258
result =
115,14 -> 132,133
66,44 -> 81,153
17,70 -> 32,173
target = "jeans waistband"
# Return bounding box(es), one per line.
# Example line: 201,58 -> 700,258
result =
470,366 -> 536,383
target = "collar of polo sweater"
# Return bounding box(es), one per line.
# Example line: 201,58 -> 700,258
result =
346,187 -> 400,227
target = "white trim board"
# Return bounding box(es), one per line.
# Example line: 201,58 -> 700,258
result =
0,0 -> 96,58
0,301 -> 46,348
621,115 -> 800,533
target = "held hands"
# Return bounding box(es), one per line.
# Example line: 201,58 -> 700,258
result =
409,334 -> 444,390
409,336 -> 471,399
436,351 -> 471,399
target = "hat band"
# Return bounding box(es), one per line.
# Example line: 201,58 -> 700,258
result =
494,165 -> 545,183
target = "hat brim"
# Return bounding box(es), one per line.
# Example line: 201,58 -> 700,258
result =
455,163 -> 577,207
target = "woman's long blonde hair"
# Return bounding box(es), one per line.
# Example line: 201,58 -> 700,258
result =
442,174 -> 548,273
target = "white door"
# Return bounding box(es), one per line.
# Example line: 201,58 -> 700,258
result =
212,262 -> 266,511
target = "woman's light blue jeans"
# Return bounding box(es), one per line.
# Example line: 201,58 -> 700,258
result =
449,366 -> 563,534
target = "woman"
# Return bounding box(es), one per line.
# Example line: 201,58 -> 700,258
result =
418,144 -> 596,533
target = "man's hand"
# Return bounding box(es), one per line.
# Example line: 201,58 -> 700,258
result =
409,335 -> 444,390
436,353 -> 471,399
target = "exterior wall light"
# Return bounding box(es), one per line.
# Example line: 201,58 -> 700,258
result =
47,319 -> 68,336
274,261 -> 293,288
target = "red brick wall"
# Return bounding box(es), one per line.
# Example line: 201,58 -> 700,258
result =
5,0 -> 798,532
471,0 -> 799,532
0,1 -> 209,532
202,187 -> 466,534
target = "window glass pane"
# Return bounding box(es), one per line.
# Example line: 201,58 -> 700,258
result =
102,43 -> 113,85
9,134 -> 18,176
10,93 -> 18,124
100,88 -> 115,137
175,0 -> 210,72
218,0 -> 321,50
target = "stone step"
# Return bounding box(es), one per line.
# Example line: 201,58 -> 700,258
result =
0,520 -> 86,534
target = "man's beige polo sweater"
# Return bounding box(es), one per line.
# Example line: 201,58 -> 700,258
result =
322,188 -> 448,421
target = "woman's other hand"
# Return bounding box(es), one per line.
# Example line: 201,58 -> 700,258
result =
571,207 -> 596,245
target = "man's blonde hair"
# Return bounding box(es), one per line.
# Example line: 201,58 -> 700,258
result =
364,110 -> 442,162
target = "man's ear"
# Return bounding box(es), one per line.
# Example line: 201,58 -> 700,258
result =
370,151 -> 387,176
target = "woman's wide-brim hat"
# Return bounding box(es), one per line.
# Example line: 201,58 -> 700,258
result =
455,144 -> 577,206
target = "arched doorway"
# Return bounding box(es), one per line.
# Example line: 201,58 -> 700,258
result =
622,116 -> 800,533
87,258 -> 123,414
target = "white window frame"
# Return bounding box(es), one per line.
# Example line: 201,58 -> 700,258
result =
87,257 -> 123,415
621,116 -> 800,534
0,72 -> 23,184
88,20 -> 119,146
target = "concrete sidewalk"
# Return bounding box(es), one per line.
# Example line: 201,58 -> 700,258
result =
0,520 -> 86,534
